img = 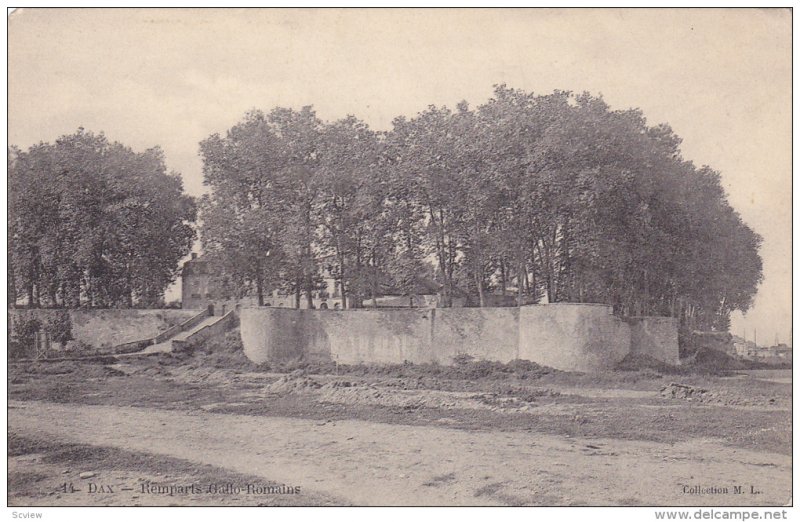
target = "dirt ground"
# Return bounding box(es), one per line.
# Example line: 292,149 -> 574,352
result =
7,341 -> 792,506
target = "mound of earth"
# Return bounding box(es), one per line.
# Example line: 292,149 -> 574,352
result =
615,353 -> 680,374
266,371 -> 323,393
690,347 -> 749,372
260,373 -> 540,412
660,382 -> 710,400
19,361 -> 127,379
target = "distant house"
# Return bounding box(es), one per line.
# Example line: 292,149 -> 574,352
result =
181,253 -> 534,310
759,343 -> 792,361
180,253 -> 343,310
730,335 -> 792,362
732,339 -> 757,358
181,253 -> 213,310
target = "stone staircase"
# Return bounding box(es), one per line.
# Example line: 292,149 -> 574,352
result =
142,315 -> 226,353
114,308 -> 237,356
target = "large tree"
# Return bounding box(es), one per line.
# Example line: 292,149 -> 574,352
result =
199,112 -> 287,305
316,116 -> 388,308
8,129 -> 196,308
199,87 -> 762,330
200,107 -> 329,308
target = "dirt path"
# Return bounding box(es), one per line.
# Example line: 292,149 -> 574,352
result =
9,400 -> 791,506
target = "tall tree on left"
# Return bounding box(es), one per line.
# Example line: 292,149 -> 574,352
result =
8,129 -> 197,308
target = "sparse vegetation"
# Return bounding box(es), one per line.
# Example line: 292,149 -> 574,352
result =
8,341 -> 790,506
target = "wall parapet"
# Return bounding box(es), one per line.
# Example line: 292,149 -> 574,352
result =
7,308 -> 199,353
240,304 -> 679,372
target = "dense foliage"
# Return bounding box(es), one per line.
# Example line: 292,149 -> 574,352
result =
9,129 -> 197,308
199,86 -> 762,329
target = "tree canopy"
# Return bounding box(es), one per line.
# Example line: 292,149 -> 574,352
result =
199,85 -> 762,329
9,128 -> 197,308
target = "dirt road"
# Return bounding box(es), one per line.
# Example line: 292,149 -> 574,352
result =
8,400 -> 791,506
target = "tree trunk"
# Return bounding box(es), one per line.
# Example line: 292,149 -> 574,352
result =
446,239 -> 457,307
475,271 -> 486,307
337,249 -> 347,310
370,251 -> 379,308
256,278 -> 264,306
126,281 -> 134,308
85,277 -> 92,308
352,235 -> 364,309
430,205 -> 452,308
8,261 -> 16,307
547,260 -> 556,302
306,281 -> 314,309
303,196 -> 314,309
500,259 -> 507,296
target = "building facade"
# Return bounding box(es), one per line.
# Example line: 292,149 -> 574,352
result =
181,253 -> 214,310
181,253 -> 344,310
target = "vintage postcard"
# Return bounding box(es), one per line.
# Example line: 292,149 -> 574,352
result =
6,7 -> 792,515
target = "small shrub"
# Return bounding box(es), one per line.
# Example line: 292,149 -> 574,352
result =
44,310 -> 73,348
67,340 -> 96,355
8,341 -> 29,359
452,353 -> 475,366
10,312 -> 42,354
188,329 -> 255,370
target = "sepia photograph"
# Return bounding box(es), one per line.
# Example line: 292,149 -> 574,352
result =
5,6 -> 793,515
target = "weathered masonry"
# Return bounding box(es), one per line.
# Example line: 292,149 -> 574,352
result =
8,308 -> 198,351
240,303 -> 679,372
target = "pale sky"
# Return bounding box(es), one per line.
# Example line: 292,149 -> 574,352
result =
8,8 -> 792,345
